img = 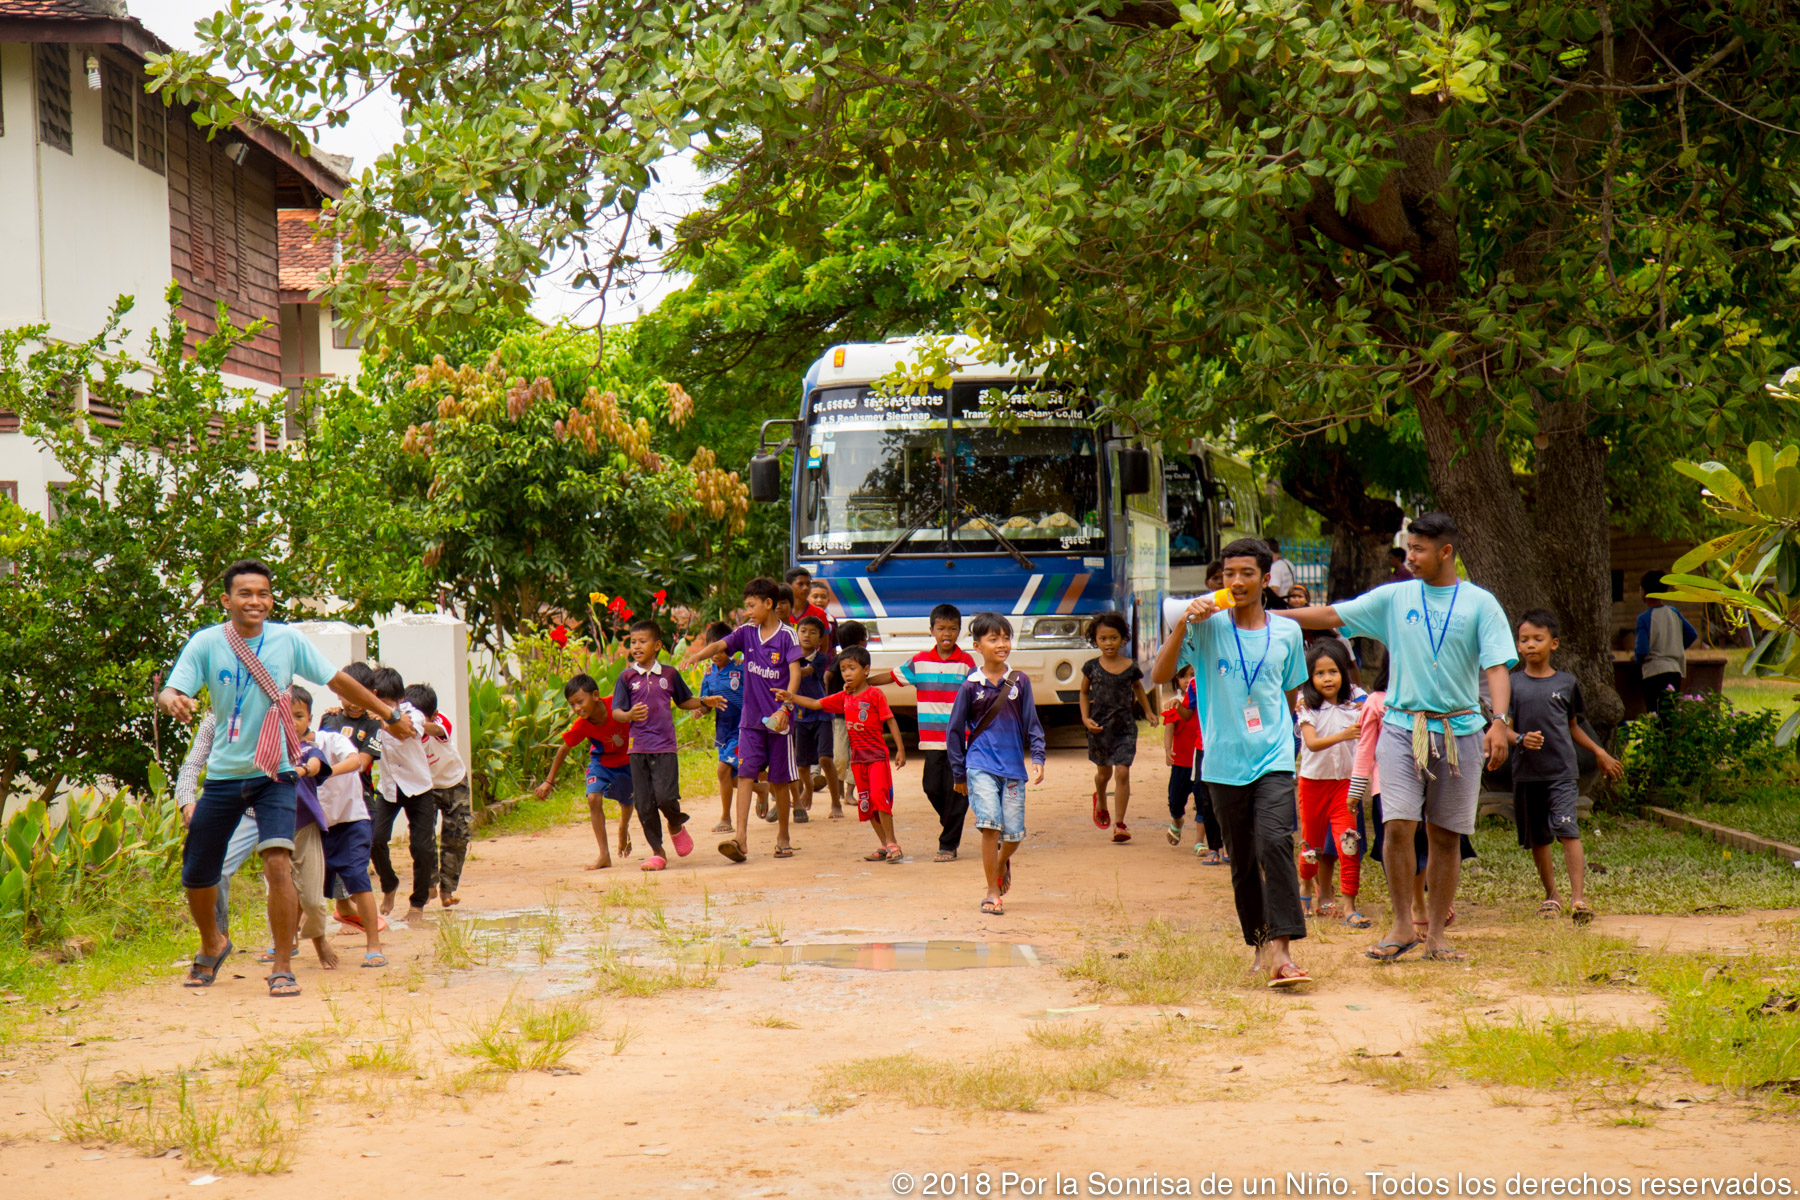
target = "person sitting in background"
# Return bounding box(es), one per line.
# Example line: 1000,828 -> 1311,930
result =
1386,546 -> 1411,583
1635,569 -> 1698,714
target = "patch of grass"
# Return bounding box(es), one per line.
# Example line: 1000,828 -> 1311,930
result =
753,1012 -> 799,1029
474,778 -> 590,840
1027,1019 -> 1107,1050
1429,1011 -> 1657,1092
433,913 -> 488,970
1459,815 -> 1800,915
589,945 -> 721,997
818,1045 -> 1160,1113
595,879 -> 663,912
760,911 -> 786,944
1686,782 -> 1800,848
1344,1051 -> 1442,1092
457,998 -> 592,1072
343,1040 -> 419,1076
1062,916 -> 1247,1005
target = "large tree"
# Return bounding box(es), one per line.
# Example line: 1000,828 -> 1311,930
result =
157,0 -> 1800,723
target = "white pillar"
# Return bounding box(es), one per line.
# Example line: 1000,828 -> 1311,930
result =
289,621 -> 368,703
376,612 -> 472,771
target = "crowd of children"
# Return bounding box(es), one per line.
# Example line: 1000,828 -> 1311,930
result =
166,533 -> 1643,996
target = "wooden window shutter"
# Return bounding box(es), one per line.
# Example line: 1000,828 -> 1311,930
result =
189,129 -> 212,287
102,59 -> 134,159
212,156 -> 239,300
34,43 -> 73,155
136,93 -> 165,174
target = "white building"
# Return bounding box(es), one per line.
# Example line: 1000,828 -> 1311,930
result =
0,0 -> 379,515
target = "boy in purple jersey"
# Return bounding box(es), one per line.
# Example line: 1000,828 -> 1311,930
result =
681,577 -> 805,862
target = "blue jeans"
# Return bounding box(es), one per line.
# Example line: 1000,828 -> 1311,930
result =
966,770 -> 1026,843
212,813 -> 263,935
182,773 -> 297,891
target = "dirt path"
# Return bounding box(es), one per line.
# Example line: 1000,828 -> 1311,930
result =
2,750 -> 1797,1198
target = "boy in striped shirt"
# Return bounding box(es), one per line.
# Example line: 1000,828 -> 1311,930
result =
892,604 -> 977,862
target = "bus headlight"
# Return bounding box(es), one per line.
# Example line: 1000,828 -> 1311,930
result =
1054,660 -> 1074,681
1029,617 -> 1082,641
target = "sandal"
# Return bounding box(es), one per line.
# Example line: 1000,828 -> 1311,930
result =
1364,939 -> 1420,963
1343,911 -> 1373,929
980,898 -> 1004,915
718,838 -> 746,863
1111,822 -> 1131,844
864,848 -> 890,862
885,845 -> 904,864
265,971 -> 301,997
1422,947 -> 1469,962
1166,822 -> 1183,847
1316,900 -> 1342,919
1268,962 -> 1311,988
1537,898 -> 1562,919
933,850 -> 957,863
184,940 -> 233,988
712,821 -> 734,834
755,795 -> 768,819
1091,791 -> 1111,830
1198,848 -> 1221,864
362,952 -> 388,968
773,845 -> 796,859
1570,901 -> 1595,926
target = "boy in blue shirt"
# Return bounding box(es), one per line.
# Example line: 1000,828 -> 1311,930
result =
945,613 -> 1046,918
1152,538 -> 1311,987
698,621 -> 745,833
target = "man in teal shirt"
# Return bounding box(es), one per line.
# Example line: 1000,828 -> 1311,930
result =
1277,513 -> 1516,964
158,559 -> 411,996
1151,537 -> 1311,988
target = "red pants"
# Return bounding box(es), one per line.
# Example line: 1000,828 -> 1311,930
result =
1296,776 -> 1360,897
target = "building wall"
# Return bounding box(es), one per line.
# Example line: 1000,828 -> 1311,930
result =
318,305 -> 364,380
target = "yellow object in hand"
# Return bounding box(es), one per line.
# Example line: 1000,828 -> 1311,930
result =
1211,588 -> 1233,610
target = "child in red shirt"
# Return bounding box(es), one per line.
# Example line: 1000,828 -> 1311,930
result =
780,647 -> 906,862
1163,664 -> 1223,863
533,673 -> 639,869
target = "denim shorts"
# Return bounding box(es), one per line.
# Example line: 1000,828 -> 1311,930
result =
966,770 -> 1026,843
585,754 -> 634,803
181,773 -> 297,889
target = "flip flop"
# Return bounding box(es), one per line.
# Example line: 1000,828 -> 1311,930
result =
755,795 -> 768,819
718,838 -> 746,863
712,821 -> 734,833
773,846 -> 796,859
1198,848 -> 1221,864
1343,911 -> 1373,930
185,940 -> 233,988
362,952 -> 388,968
1537,898 -> 1562,919
933,850 -> 957,863
1268,963 -> 1311,988
864,848 -> 890,862
1422,948 -> 1469,962
1111,822 -> 1131,844
1091,791 -> 1111,830
793,808 -> 810,824
1570,902 -> 1596,926
885,845 -> 904,864
1166,823 -> 1182,847
980,898 -> 1004,915
335,912 -> 390,933
1364,939 -> 1421,963
265,971 -> 300,997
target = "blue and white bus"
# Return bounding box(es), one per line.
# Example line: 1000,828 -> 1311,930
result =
748,338 -> 1235,721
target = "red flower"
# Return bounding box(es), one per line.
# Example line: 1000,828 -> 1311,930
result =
607,596 -> 627,615
549,626 -> 569,647
652,589 -> 668,606
619,606 -> 635,623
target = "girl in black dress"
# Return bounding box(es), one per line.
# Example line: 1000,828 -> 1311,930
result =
1081,612 -> 1153,843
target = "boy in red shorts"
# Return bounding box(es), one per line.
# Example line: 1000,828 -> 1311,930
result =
780,647 -> 906,862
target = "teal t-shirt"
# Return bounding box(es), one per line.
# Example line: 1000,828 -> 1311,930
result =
1177,610 -> 1308,787
1332,579 -> 1517,737
165,621 -> 339,780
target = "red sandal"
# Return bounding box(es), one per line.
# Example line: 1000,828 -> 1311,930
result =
1091,791 -> 1111,830
1111,821 -> 1131,843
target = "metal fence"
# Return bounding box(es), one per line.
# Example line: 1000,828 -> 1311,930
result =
1284,537 -> 1331,595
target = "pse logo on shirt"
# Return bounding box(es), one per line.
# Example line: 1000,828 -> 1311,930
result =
1215,658 -> 1232,677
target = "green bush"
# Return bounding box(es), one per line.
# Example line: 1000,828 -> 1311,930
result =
1615,693 -> 1788,807
1,786 -> 186,945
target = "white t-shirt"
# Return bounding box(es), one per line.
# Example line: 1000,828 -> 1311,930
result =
1295,699 -> 1360,780
377,701 -> 434,799
1268,556 -> 1295,595
423,724 -> 467,789
314,729 -> 370,825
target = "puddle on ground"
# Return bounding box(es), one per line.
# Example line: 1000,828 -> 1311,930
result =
721,940 -> 1042,971
463,908 -> 561,933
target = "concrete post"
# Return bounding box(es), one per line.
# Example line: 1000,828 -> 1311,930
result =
290,621 -> 368,703
376,611 -> 472,771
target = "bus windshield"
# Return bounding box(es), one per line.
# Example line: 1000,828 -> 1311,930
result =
797,382 -> 1106,558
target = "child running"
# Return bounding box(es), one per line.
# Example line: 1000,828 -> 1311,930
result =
1509,610 -> 1622,924
283,686 -> 336,968
614,618 -> 706,871
780,647 -> 907,862
1080,611 -> 1150,843
698,621 -> 745,833
825,619 -> 873,820
294,685 -> 385,966
409,683 -> 473,907
945,613 -> 1046,916
792,615 -> 838,823
681,577 -> 805,862
370,668 -> 436,920
534,674 -> 636,869
891,605 -> 976,861
1163,664 -> 1223,861
1295,640 -> 1368,929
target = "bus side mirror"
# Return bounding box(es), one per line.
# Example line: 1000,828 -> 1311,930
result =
1117,447 -> 1151,497
748,455 -> 783,504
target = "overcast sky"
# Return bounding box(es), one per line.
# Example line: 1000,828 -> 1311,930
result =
130,0 -> 704,324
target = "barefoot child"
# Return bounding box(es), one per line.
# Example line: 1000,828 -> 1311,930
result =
409,683 -> 473,907
614,618 -> 707,871
295,687 -> 385,966
1163,664 -> 1223,860
780,647 -> 907,861
534,674 -> 636,869
698,622 -> 745,833
370,668 -> 436,920
945,613 -> 1046,916
679,577 -> 805,862
284,687 -> 336,968
1081,611 -> 1150,842
1295,640 -> 1368,928
1508,610 -> 1622,925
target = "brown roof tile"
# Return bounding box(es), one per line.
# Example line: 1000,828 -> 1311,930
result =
0,0 -> 127,18
278,208 -> 408,295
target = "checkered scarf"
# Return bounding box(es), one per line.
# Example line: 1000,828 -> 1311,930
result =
224,622 -> 301,780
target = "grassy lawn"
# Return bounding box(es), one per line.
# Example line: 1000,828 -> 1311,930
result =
1685,782 -> 1800,849
1458,813 -> 1800,915
1716,647 -> 1800,718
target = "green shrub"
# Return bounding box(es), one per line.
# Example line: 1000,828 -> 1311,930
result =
1,786 -> 186,945
1614,693 -> 1787,807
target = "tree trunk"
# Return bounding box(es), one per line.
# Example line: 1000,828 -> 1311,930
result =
0,750 -> 17,814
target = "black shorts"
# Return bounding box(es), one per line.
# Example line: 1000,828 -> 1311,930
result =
793,720 -> 824,768
629,753 -> 681,809
1514,778 -> 1581,848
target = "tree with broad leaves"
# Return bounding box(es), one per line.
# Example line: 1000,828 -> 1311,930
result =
154,0 -> 1800,727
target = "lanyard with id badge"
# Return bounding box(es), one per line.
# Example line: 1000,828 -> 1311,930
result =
227,633 -> 267,743
1229,620 -> 1272,733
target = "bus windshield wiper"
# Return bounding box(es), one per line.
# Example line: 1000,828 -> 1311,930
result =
867,499 -> 943,574
960,506 -> 1036,571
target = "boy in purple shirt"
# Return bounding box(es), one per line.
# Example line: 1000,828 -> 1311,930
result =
681,577 -> 805,862
615,619 -> 707,871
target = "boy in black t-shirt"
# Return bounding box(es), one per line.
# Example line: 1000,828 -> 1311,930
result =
1507,612 -> 1622,925
319,661 -> 386,926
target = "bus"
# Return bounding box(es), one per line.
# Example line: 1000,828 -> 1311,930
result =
747,338 -> 1243,722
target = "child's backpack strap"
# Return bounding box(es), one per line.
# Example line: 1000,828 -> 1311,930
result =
966,670 -> 1021,744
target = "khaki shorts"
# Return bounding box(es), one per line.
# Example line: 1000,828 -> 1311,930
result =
289,822 -> 330,941
832,716 -> 850,767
